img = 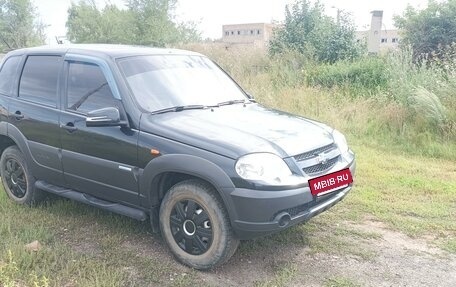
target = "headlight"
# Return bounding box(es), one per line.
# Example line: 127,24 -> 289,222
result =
235,153 -> 292,185
332,129 -> 349,154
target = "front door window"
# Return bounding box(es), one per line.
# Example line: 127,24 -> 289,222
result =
67,62 -> 118,113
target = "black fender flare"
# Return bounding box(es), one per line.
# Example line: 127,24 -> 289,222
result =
0,121 -> 7,136
140,154 -> 236,209
0,123 -> 44,178
4,123 -> 34,163
0,123 -> 34,165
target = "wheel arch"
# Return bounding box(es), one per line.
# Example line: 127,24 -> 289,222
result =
1,123 -> 34,164
0,135 -> 18,157
0,122 -> 22,158
140,154 -> 236,210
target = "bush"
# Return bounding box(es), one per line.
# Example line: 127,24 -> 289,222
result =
409,87 -> 448,131
385,49 -> 456,139
269,0 -> 363,63
306,57 -> 389,94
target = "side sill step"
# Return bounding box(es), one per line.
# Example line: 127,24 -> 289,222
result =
35,180 -> 147,221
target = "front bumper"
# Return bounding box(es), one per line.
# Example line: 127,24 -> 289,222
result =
227,158 -> 356,240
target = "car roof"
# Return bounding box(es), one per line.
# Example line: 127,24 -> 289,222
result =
6,44 -> 203,59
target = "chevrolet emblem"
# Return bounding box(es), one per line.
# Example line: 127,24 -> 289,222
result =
316,152 -> 328,165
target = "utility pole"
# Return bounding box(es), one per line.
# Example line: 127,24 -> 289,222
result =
331,6 -> 341,26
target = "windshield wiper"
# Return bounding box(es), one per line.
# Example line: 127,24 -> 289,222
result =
70,82 -> 108,110
150,104 -> 207,115
215,99 -> 250,107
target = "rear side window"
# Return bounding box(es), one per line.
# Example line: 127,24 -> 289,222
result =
0,56 -> 20,96
19,56 -> 61,107
67,62 -> 118,114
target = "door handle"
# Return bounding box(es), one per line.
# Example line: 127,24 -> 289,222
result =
60,123 -> 78,132
14,111 -> 24,120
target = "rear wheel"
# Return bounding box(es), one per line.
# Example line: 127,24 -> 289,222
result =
159,179 -> 239,270
0,146 -> 43,205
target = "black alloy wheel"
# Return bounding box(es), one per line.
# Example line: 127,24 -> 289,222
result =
0,146 -> 43,205
4,158 -> 27,198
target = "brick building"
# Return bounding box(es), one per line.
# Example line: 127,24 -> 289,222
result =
356,11 -> 402,54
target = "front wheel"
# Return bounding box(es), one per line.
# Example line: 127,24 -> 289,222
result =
159,179 -> 239,270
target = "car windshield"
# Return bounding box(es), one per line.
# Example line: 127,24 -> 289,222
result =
117,55 -> 248,112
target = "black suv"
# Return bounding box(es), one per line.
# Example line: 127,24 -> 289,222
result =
0,45 -> 355,269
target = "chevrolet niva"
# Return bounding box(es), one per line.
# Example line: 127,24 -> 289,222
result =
0,45 -> 355,269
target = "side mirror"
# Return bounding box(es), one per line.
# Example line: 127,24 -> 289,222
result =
86,107 -> 127,127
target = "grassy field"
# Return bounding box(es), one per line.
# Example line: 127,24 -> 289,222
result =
1,47 -> 455,286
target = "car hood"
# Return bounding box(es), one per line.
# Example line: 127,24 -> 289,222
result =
140,104 -> 334,159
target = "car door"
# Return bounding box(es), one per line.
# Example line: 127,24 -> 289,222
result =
8,54 -> 65,185
59,56 -> 139,205
0,55 -> 21,124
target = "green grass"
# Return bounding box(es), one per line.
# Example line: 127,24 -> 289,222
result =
441,239 -> 456,254
254,262 -> 298,287
239,217 -> 379,261
323,277 -> 361,287
0,192 -> 206,287
345,143 -> 456,238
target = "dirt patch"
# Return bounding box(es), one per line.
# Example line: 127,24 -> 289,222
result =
65,219 -> 456,287
287,220 -> 456,287
200,220 -> 456,286
352,220 -> 444,256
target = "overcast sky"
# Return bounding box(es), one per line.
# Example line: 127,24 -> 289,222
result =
35,0 -> 430,45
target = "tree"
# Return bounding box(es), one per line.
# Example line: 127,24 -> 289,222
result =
126,0 -> 178,45
66,0 -> 201,46
394,0 -> 456,59
269,0 -> 362,63
0,0 -> 46,51
67,1 -> 135,44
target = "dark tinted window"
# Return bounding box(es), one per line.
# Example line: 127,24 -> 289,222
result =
19,56 -> 61,107
67,62 -> 117,113
0,56 -> 20,95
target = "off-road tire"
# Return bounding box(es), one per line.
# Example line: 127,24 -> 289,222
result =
159,179 -> 239,270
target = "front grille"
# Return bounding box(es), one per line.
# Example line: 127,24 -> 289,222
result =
302,156 -> 340,175
294,143 -> 337,162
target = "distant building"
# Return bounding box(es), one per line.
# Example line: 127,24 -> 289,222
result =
222,23 -> 277,49
356,11 -> 401,54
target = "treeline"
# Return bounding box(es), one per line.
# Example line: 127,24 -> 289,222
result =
0,0 -> 199,51
0,0 -> 46,51
66,0 -> 200,46
2,0 -> 456,63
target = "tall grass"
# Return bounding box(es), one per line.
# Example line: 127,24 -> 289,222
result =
306,57 -> 389,94
183,43 -> 456,159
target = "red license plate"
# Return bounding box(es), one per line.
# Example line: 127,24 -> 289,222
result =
308,168 -> 353,196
